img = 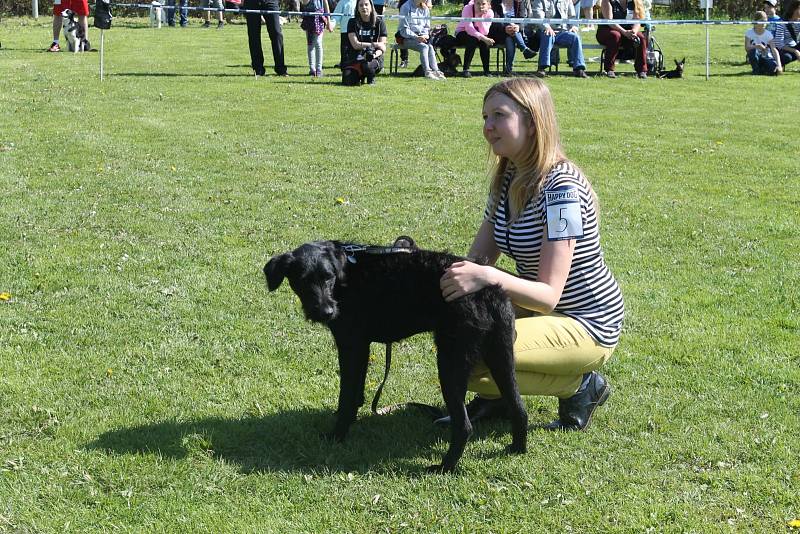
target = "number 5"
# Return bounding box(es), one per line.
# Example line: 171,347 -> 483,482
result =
558,208 -> 568,232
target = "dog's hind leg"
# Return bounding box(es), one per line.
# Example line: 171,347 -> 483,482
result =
482,329 -> 528,455
328,336 -> 370,442
430,340 -> 475,473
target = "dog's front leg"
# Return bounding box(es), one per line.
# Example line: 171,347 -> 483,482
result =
328,336 -> 370,442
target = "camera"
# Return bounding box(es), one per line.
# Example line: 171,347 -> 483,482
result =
631,36 -> 640,46
364,47 -> 376,62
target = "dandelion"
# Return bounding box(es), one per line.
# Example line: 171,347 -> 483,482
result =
0,292 -> 11,302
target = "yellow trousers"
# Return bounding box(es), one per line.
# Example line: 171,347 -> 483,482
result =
468,310 -> 615,400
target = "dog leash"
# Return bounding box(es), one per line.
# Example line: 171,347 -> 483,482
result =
370,342 -> 446,420
342,245 -> 416,264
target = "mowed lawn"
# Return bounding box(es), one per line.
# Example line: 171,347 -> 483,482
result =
0,12 -> 798,533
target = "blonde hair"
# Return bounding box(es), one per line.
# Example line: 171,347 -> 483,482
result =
484,79 -> 565,223
632,0 -> 646,19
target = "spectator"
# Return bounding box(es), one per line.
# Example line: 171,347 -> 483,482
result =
398,0 -> 446,79
531,0 -> 588,77
166,0 -> 189,27
48,0 -> 90,52
764,0 -> 780,34
774,0 -> 800,67
202,0 -> 225,28
578,0 -> 597,31
245,0 -> 288,76
302,0 -> 334,77
331,0 -> 358,67
746,11 -> 782,75
595,0 -> 648,78
396,0 -> 410,68
341,0 -> 388,85
454,0 -> 495,78
490,0 -> 537,76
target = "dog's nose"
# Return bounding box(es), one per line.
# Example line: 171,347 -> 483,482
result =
319,306 -> 335,321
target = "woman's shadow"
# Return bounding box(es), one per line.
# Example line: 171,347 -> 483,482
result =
87,407 -> 482,474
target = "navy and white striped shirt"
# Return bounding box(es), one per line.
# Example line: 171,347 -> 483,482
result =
774,22 -> 800,49
485,162 -> 624,346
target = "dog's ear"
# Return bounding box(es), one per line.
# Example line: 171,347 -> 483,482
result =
264,252 -> 293,291
392,235 -> 417,249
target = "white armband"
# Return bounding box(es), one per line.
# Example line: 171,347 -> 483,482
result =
545,186 -> 583,241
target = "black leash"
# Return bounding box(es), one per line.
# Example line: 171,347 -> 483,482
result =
370,342 -> 445,420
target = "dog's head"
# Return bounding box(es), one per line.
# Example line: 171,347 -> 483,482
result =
675,57 -> 685,73
264,241 -> 347,324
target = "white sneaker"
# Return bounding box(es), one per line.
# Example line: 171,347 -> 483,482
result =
399,60 -> 408,68
424,70 -> 439,80
434,70 -> 447,80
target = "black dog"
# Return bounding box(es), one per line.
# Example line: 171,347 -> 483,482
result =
264,238 -> 527,473
659,57 -> 685,79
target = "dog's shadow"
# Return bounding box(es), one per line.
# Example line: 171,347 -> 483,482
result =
87,407 -> 512,474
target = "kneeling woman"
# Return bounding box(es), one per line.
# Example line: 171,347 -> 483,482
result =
342,0 -> 388,85
439,79 -> 624,431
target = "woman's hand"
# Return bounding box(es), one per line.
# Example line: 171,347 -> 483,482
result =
505,23 -> 519,35
483,36 -> 495,46
440,261 -> 495,302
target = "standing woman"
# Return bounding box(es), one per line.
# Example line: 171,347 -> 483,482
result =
595,0 -> 648,78
342,0 -> 388,85
439,79 -> 624,431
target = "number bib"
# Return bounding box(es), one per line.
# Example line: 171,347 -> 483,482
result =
545,187 -> 583,241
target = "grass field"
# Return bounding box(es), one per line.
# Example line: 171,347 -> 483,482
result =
1,12 -> 799,533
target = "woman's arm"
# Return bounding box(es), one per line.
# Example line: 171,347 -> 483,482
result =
375,35 -> 388,53
467,218 -> 502,263
744,35 -> 755,51
441,237 -> 574,313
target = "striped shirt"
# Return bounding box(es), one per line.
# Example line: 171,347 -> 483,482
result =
484,161 -> 624,346
774,22 -> 800,49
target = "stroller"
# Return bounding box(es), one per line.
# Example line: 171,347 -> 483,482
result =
643,24 -> 664,75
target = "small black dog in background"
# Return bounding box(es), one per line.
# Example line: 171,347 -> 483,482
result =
659,57 -> 685,79
264,237 -> 527,473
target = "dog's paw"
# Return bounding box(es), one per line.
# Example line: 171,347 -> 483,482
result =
425,463 -> 456,474
505,443 -> 526,455
320,431 -> 346,443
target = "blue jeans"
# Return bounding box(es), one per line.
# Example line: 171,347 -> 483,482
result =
538,29 -> 585,70
166,0 -> 188,26
747,48 -> 779,75
505,32 -> 527,71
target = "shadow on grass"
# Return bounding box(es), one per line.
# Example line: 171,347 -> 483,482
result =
88,407 -> 527,474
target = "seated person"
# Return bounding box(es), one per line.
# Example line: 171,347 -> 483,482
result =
745,11 -> 782,75
454,0 -> 495,77
531,0 -> 588,77
774,0 -> 800,67
341,0 -> 387,85
595,0 -> 648,78
397,0 -> 446,79
490,0 -> 537,76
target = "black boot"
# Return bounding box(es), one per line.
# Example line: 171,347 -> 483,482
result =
433,396 -> 507,427
545,372 -> 610,431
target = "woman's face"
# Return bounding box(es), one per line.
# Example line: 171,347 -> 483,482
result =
477,0 -> 491,13
482,93 -> 532,163
357,0 -> 372,19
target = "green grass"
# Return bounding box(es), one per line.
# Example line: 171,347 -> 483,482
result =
1,13 -> 799,533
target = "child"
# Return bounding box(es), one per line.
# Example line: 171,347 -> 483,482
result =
302,0 -> 334,77
745,11 -> 782,75
397,0 -> 446,80
764,0 -> 780,34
